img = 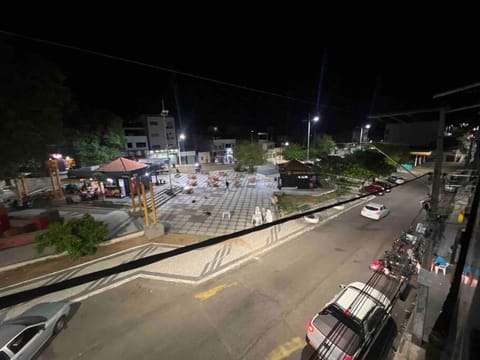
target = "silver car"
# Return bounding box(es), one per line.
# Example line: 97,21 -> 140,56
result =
0,302 -> 70,360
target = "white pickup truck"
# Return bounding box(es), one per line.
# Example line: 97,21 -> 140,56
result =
306,281 -> 392,360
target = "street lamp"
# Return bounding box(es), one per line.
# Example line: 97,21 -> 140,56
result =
359,124 -> 371,145
306,115 -> 319,161
161,102 -> 173,195
178,133 -> 185,166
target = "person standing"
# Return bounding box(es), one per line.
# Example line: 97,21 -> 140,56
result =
225,179 -> 230,191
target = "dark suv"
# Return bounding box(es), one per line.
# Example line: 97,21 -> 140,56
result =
373,180 -> 392,192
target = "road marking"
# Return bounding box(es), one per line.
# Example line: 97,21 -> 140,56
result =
265,337 -> 304,360
194,282 -> 237,301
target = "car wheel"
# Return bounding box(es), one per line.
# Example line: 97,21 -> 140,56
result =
54,316 -> 67,334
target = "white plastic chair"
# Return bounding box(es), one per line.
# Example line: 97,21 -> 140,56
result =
435,263 -> 450,275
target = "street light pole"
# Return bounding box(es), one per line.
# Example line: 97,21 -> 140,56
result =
306,115 -> 319,162
161,101 -> 173,195
359,124 -> 371,145
178,133 -> 185,166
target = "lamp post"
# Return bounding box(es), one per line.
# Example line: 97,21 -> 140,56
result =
306,115 -> 319,161
178,133 -> 185,166
161,102 -> 173,195
359,124 -> 371,145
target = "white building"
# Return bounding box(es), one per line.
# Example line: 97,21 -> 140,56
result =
124,123 -> 149,158
212,139 -> 236,164
142,114 -> 178,150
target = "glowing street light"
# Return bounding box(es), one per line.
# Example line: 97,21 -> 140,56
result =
306,115 -> 320,161
178,133 -> 186,166
359,124 -> 371,144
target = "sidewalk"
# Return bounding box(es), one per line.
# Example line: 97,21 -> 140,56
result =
393,169 -> 468,360
0,192 -> 374,320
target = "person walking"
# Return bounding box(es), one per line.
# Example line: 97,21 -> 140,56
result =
225,179 -> 230,191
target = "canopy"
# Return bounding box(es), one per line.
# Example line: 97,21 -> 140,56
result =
97,157 -> 147,174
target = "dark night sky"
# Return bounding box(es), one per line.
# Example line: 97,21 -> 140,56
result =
2,25 -> 480,144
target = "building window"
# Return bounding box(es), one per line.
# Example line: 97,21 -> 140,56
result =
149,121 -> 158,126
151,133 -> 160,137
136,142 -> 147,148
127,143 -> 133,148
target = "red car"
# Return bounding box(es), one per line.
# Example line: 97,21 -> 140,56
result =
363,184 -> 385,196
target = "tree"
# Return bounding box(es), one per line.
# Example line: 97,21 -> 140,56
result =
70,111 -> 126,166
234,141 -> 265,173
282,143 -> 306,161
372,143 -> 411,166
311,134 -> 336,158
36,213 -> 108,259
0,41 -> 71,180
346,150 -> 396,177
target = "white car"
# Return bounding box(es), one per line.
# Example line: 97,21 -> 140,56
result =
0,302 -> 70,360
361,203 -> 390,220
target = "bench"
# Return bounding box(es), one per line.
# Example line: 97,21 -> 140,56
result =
297,203 -> 311,213
435,262 -> 450,276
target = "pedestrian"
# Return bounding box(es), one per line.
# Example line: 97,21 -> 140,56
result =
225,179 -> 230,191
430,253 -> 447,272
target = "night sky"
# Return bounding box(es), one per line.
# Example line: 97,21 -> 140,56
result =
2,26 -> 480,144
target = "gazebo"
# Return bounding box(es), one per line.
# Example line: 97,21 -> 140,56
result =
97,157 -> 148,197
277,159 -> 321,189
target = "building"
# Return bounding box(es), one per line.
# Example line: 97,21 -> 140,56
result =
143,114 -> 178,150
124,121 -> 149,158
212,139 -> 236,164
123,114 -> 179,160
383,121 -> 438,147
278,159 -> 322,189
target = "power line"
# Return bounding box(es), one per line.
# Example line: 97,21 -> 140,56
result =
0,30 -> 313,104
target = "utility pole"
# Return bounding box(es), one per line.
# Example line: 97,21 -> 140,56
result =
429,109 -> 446,219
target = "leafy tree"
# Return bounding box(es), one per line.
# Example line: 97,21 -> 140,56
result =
282,143 -> 306,161
346,150 -> 396,177
371,143 -> 411,166
70,111 -> 126,166
342,163 -> 375,180
311,134 -> 336,158
36,213 -> 108,259
0,41 -> 71,180
316,155 -> 349,175
234,141 -> 265,173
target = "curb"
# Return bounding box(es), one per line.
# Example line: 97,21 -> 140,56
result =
0,195 -> 375,291
0,231 -> 145,272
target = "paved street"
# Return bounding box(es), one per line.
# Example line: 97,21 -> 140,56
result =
32,179 -> 427,360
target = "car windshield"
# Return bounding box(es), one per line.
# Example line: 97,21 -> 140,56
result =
365,205 -> 379,211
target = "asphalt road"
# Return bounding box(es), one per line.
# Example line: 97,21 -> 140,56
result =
38,179 -> 427,360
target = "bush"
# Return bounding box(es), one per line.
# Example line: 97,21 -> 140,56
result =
36,213 -> 108,259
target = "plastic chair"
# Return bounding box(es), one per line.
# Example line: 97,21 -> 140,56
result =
435,263 -> 450,275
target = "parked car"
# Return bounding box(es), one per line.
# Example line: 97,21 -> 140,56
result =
373,180 -> 392,192
361,203 -> 390,220
387,175 -> 405,185
0,302 -> 70,360
362,184 -> 385,196
306,282 -> 391,360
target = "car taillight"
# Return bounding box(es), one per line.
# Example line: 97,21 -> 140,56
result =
342,309 -> 351,317
307,321 -> 315,333
375,211 -> 381,215
343,355 -> 353,360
